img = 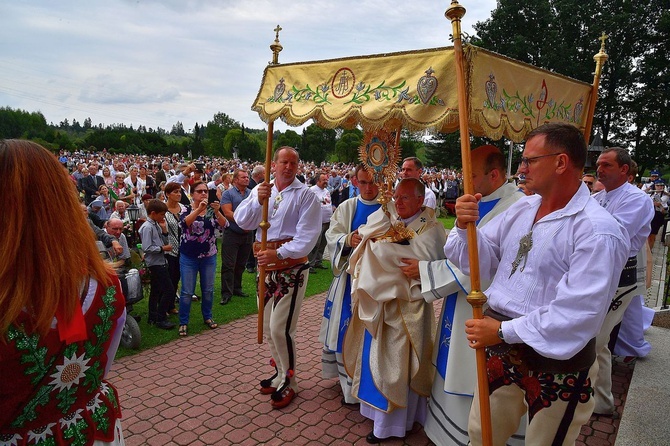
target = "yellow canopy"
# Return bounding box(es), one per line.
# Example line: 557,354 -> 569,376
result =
252,45 -> 593,142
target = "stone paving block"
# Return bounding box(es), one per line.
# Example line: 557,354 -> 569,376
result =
146,432 -> 174,446
199,429 -> 227,445
172,429 -> 199,446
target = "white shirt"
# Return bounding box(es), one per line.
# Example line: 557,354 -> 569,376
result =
423,186 -> 437,209
124,175 -> 146,205
649,190 -> 669,212
592,182 -> 654,257
309,185 -> 333,224
235,178 -> 322,259
445,184 -> 630,360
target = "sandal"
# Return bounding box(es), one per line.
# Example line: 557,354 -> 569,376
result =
178,325 -> 188,337
204,319 -> 218,329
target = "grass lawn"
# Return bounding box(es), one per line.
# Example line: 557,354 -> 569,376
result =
117,214 -> 456,358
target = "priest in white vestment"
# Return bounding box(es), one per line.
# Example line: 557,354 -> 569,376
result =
343,178 -> 446,443
320,165 -> 381,405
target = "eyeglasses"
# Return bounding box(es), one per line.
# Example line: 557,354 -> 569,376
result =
583,181 -> 594,186
519,152 -> 563,168
193,189 -> 208,193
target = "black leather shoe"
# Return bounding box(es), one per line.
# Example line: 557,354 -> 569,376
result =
341,397 -> 359,407
220,295 -> 231,305
366,431 -> 382,444
154,320 -> 176,330
234,290 -> 249,297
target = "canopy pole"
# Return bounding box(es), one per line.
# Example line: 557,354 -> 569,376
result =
583,33 -> 609,144
257,120 -> 274,344
258,26 -> 284,344
446,2 -> 492,445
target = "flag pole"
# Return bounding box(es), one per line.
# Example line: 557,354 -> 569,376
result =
583,33 -> 609,143
446,2 -> 492,444
258,25 -> 283,344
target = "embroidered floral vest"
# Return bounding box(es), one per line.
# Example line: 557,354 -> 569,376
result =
0,276 -> 125,446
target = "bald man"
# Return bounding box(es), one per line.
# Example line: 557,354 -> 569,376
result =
400,145 -> 525,446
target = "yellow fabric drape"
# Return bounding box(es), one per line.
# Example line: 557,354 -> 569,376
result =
251,45 -> 593,142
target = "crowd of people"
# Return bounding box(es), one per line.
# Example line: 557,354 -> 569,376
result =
2,130 -> 667,445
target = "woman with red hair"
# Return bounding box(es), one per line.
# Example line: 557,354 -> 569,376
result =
0,139 -> 126,445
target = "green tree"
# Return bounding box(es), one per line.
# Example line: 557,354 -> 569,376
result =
0,107 -> 50,140
274,130 -> 302,153
170,121 -> 185,136
334,129 -> 363,163
300,124 -> 337,164
473,0 -> 666,165
425,132 -> 462,169
628,7 -> 670,173
203,113 -> 239,156
398,130 -> 425,161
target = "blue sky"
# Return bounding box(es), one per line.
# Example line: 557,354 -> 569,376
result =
0,0 -> 496,133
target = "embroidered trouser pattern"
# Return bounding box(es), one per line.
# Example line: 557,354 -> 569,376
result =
468,350 -> 597,446
261,263 -> 309,393
594,283 -> 637,414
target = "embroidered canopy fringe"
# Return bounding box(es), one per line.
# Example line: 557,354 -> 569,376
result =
251,45 -> 592,141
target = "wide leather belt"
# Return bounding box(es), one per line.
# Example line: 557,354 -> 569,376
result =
485,308 -> 595,373
253,238 -> 308,271
617,256 -> 637,287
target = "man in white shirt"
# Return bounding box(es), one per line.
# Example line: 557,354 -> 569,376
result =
235,147 -> 321,410
401,157 -> 437,209
401,145 -> 525,446
446,123 -> 630,446
592,147 -> 654,415
308,172 -> 333,271
641,169 -> 660,193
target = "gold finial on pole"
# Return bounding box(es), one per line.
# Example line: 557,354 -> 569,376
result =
270,24 -> 283,65
445,0 -> 466,32
583,32 -> 609,143
258,24 -> 283,343
598,32 -> 609,51
447,2 -> 493,445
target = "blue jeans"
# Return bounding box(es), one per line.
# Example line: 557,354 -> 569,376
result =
178,253 -> 216,326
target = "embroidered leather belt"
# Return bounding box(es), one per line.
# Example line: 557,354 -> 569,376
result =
617,256 -> 637,287
485,308 -> 595,373
253,238 -> 308,271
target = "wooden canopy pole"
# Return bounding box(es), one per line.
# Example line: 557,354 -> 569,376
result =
445,2 -> 492,445
583,33 -> 609,144
257,25 -> 283,344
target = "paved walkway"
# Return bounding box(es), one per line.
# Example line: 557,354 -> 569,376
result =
108,299 -> 635,446
108,236 -> 668,445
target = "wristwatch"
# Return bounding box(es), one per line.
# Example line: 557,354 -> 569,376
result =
276,250 -> 284,260
497,324 -> 505,342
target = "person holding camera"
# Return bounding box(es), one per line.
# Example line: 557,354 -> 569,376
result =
177,181 -> 229,336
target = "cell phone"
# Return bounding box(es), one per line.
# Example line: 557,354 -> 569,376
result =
208,189 -> 219,204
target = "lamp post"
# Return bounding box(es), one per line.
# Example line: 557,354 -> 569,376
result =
127,203 -> 140,246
